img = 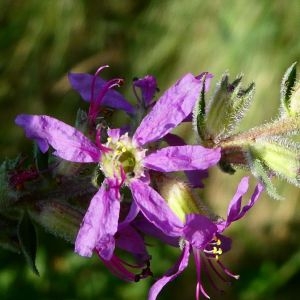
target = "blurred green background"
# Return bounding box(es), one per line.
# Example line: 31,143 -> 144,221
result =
1,0 -> 300,299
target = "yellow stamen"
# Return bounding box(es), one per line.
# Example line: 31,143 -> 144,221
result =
212,246 -> 223,256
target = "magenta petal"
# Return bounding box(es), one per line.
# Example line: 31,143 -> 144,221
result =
163,134 -> 209,187
68,73 -> 135,114
143,146 -> 221,172
180,73 -> 214,124
148,243 -> 190,300
185,170 -> 209,188
130,179 -> 183,237
163,133 -> 186,146
74,179 -> 120,259
217,234 -> 232,253
100,254 -> 136,282
133,73 -> 203,146
15,114 -> 100,163
118,201 -> 139,229
116,225 -> 147,256
107,128 -> 122,140
226,177 -> 249,221
133,214 -> 179,247
133,75 -> 158,106
225,177 -> 264,228
196,72 -> 214,92
183,214 -> 217,249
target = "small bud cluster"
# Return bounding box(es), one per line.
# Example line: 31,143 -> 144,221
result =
194,63 -> 300,199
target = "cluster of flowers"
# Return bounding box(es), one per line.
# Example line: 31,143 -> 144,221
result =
15,66 -> 263,299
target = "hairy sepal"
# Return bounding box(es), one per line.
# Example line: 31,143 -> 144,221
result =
280,62 -> 297,117
247,154 -> 283,200
193,75 -> 208,141
250,137 -> 300,187
205,73 -> 255,142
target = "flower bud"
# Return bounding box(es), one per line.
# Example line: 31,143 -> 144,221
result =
155,175 -> 213,222
249,137 -> 300,186
29,200 -> 83,243
198,73 -> 255,144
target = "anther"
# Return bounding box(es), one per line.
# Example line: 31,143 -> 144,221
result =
212,247 -> 223,256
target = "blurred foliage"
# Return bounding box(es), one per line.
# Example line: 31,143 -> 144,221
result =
1,0 -> 300,299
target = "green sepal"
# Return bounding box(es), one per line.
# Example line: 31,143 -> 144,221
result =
17,211 -> 39,276
205,73 -> 231,139
194,74 -> 208,141
247,155 -> 283,200
232,81 -> 255,121
205,73 -> 255,141
249,137 -> 300,187
75,108 -> 88,132
28,200 -> 82,244
280,62 -> 297,117
290,82 -> 300,116
34,144 -> 48,172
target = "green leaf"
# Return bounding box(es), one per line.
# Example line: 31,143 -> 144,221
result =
280,62 -> 297,116
17,212 -> 39,276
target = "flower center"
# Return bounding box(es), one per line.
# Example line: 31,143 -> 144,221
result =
118,148 -> 136,175
100,133 -> 145,183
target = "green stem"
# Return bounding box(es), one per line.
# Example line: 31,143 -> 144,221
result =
217,116 -> 300,148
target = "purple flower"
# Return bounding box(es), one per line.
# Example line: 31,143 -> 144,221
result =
133,75 -> 158,107
148,177 -> 264,300
100,223 -> 153,282
15,73 -> 221,261
68,66 -> 135,121
164,133 -> 209,188
182,72 -> 214,122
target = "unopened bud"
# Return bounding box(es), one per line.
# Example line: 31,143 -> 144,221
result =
155,175 -> 213,222
202,73 -> 254,143
29,200 -> 83,243
249,137 -> 300,187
